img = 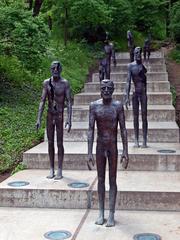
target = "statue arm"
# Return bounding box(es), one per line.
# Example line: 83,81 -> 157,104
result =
124,64 -> 132,109
87,103 -> 95,170
112,44 -> 116,66
143,65 -> 147,73
65,81 -> 72,132
36,81 -> 47,130
118,104 -> 129,169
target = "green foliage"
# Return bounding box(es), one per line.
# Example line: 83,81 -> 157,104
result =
0,55 -> 32,88
107,0 -> 133,37
0,4 -> 49,71
11,163 -> 27,175
132,0 -> 166,39
170,2 -> 180,43
168,46 -> 180,63
70,0 -> 111,40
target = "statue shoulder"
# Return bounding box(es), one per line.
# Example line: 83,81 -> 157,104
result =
62,78 -> 70,86
43,79 -> 50,87
113,99 -> 124,111
90,99 -> 102,109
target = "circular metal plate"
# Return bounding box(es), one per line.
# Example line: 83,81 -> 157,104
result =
133,233 -> 161,240
68,182 -> 89,188
7,181 -> 30,187
44,230 -> 72,240
157,149 -> 176,154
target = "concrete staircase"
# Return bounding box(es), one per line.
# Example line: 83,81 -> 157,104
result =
1,51 -> 180,240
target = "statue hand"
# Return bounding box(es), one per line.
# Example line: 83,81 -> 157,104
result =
124,96 -> 130,110
65,121 -> 71,133
120,153 -> 129,169
87,154 -> 95,171
35,120 -> 41,132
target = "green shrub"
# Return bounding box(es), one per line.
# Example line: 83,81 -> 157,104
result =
0,5 -> 49,72
170,2 -> 180,43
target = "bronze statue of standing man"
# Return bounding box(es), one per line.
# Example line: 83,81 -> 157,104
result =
124,47 -> 148,148
36,61 -> 72,179
99,39 -> 116,81
88,79 -> 129,227
127,30 -> 135,62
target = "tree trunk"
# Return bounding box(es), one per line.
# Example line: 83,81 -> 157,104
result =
33,0 -> 43,17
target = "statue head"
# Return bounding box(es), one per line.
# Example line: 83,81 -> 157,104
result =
134,47 -> 142,62
50,61 -> 62,78
100,79 -> 114,100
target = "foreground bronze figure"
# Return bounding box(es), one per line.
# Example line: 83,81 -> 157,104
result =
88,79 -> 129,227
127,30 -> 135,62
99,40 -> 116,81
124,47 -> 148,148
36,61 -> 72,179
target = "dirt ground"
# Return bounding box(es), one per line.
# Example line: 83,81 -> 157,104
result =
0,172 -> 10,183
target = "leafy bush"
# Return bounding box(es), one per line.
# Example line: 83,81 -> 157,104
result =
0,4 -> 49,71
170,2 -> 180,43
132,0 -> 166,39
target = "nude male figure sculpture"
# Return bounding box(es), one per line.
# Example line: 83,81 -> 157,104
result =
36,61 -> 72,179
88,79 -> 129,227
124,47 -> 148,148
99,39 -> 116,81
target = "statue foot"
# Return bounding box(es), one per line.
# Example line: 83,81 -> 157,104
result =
106,212 -> 115,227
133,142 -> 140,148
141,144 -> 148,148
46,169 -> 55,179
54,168 -> 63,180
95,211 -> 104,225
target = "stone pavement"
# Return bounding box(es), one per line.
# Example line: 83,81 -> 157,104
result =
0,51 -> 180,240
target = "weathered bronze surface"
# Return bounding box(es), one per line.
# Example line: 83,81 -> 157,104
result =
127,30 -> 135,62
99,40 -> 116,81
88,79 -> 129,227
143,36 -> 151,61
36,61 -> 72,179
124,47 -> 148,148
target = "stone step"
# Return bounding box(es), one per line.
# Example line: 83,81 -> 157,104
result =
66,105 -> 175,122
23,142 -> 180,171
0,207 -> 179,240
73,92 -> 172,105
115,58 -> 165,64
92,72 -> 168,82
84,81 -> 170,93
116,51 -> 163,59
44,121 -> 179,143
1,170 -> 180,211
111,64 -> 166,72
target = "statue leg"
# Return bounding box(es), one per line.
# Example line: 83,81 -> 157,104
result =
95,143 -> 106,225
132,93 -> 140,147
147,49 -> 150,61
46,113 -> 55,179
130,48 -> 134,62
54,114 -> 64,180
106,62 -> 110,79
106,145 -> 117,227
141,94 -> 148,148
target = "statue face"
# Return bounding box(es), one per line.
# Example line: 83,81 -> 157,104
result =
50,61 -> 62,78
134,47 -> 142,61
100,80 -> 114,100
